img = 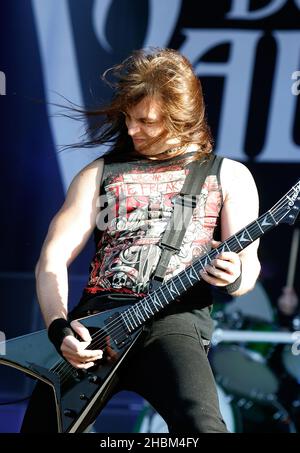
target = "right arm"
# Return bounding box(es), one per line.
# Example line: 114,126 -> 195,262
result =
35,159 -> 104,368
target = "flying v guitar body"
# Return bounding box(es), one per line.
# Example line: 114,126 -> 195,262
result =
0,303 -> 145,433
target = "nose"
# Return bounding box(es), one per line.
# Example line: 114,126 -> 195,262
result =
126,119 -> 140,136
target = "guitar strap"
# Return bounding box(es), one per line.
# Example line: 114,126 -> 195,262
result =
149,153 -> 222,291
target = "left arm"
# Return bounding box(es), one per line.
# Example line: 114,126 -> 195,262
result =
200,158 -> 261,297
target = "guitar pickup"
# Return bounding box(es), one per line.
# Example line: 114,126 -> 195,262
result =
104,312 -> 132,350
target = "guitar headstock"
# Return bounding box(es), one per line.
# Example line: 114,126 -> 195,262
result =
273,179 -> 300,225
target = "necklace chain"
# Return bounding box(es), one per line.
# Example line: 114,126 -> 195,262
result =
164,144 -> 186,155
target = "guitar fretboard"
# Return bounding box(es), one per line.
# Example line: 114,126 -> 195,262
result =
111,181 -> 300,334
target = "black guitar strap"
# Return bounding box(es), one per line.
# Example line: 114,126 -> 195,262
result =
149,154 -> 222,291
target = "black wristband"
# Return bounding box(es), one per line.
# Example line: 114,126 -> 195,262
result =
220,261 -> 242,295
47,318 -> 74,356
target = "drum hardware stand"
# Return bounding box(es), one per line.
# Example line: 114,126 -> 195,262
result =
212,329 -> 299,346
211,330 -> 299,432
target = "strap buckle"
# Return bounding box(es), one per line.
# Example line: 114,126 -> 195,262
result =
159,241 -> 181,252
176,194 -> 197,208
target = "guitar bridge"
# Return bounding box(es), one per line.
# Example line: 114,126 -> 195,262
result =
104,312 -> 132,349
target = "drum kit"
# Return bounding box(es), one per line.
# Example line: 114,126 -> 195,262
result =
210,311 -> 300,433
136,300 -> 300,434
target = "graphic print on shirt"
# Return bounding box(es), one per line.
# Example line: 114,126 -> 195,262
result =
84,162 -> 222,295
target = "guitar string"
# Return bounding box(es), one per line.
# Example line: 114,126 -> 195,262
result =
52,196 -> 292,382
54,228 -> 275,384
51,225 -> 245,378
51,196 -> 297,383
52,198 -> 290,384
54,192 -> 293,374
54,201 -> 298,384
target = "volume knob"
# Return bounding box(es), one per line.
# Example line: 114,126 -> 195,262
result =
88,375 -> 102,385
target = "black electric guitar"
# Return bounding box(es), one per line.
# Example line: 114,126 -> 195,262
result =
1,180 -> 300,432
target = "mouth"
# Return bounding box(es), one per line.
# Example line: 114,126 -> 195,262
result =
132,138 -> 146,149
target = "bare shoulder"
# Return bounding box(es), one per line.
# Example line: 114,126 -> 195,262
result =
83,157 -> 104,171
72,158 -> 104,183
220,157 -> 254,181
220,158 -> 258,201
68,158 -> 104,191
63,158 -> 104,208
219,158 -> 259,243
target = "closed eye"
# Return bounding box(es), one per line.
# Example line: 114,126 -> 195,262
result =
142,120 -> 156,125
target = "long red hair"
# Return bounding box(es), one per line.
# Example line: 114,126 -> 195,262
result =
62,48 -> 213,164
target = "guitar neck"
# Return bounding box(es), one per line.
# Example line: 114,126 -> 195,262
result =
118,182 -> 300,334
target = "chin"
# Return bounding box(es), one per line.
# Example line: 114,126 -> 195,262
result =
134,146 -> 150,154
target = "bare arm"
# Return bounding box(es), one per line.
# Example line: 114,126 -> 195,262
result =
200,158 -> 261,296
35,158 -> 104,367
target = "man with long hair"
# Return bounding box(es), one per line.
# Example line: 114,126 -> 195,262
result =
21,48 -> 260,433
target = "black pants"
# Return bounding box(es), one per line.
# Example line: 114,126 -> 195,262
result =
21,312 -> 228,433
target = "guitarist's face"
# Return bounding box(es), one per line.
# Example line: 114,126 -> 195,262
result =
124,96 -> 181,158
